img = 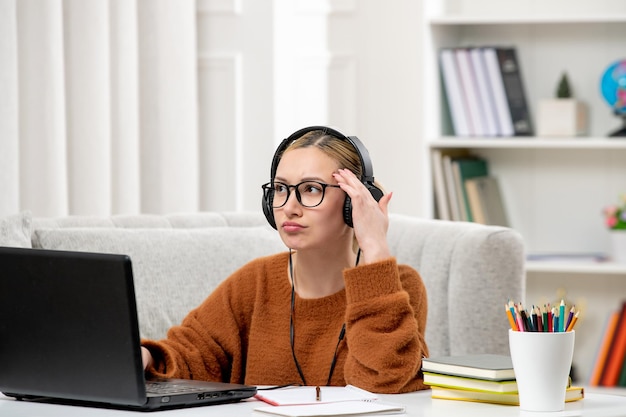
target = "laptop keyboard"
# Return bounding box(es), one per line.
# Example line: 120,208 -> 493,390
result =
146,382 -> 210,395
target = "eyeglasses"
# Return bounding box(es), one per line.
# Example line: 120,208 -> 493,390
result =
261,181 -> 342,208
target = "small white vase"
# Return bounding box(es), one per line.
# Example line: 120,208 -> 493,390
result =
610,230 -> 626,264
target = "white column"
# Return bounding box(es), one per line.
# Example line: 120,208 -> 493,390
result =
63,0 -> 112,215
0,0 -> 19,216
137,0 -> 199,214
17,0 -> 69,216
110,0 -> 141,214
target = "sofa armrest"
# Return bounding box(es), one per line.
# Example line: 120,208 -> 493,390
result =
388,214 -> 525,357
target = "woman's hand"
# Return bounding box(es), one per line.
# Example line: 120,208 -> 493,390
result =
141,346 -> 154,370
333,168 -> 392,264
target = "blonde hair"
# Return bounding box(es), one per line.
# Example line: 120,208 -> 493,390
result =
283,130 -> 362,176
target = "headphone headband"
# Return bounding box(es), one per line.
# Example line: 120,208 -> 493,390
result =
269,126 -> 376,184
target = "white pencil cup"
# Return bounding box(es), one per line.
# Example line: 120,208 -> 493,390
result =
508,329 -> 575,412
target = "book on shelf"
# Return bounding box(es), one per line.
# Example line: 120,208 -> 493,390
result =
483,47 -> 533,136
431,150 -> 449,221
431,149 -> 470,220
469,48 -> 500,136
482,47 -> 514,136
423,371 -> 518,393
455,48 -> 486,136
589,310 -> 620,386
442,154 -> 463,221
421,354 -> 515,381
439,48 -> 472,136
430,385 -> 584,406
464,176 -> 509,227
439,45 -> 532,137
451,156 -> 489,222
600,301 -> 626,387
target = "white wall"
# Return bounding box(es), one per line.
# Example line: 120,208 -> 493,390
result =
199,0 -> 424,216
2,0 -> 424,217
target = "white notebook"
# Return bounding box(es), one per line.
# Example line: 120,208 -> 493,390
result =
254,385 -> 405,417
254,401 -> 405,417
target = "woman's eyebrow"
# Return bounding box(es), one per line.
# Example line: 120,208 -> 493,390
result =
273,175 -> 331,183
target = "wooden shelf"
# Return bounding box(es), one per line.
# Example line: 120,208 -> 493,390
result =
428,138 -> 626,150
526,261 -> 626,275
428,15 -> 626,25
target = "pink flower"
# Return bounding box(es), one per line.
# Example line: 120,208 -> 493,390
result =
607,216 -> 618,228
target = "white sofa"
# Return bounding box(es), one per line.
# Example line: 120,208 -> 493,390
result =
0,210 -> 525,358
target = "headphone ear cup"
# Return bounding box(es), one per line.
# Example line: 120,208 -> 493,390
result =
342,183 -> 384,228
343,196 -> 353,228
367,183 -> 384,203
262,189 -> 277,229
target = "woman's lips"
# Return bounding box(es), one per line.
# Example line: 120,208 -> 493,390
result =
282,222 -> 305,232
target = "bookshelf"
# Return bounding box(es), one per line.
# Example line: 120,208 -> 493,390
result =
422,0 -> 626,384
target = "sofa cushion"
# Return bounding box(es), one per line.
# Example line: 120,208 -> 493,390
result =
0,211 -> 32,248
34,226 -> 285,340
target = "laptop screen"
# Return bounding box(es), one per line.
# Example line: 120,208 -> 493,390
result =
0,247 -> 148,406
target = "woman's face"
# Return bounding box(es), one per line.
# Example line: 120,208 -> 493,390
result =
273,147 -> 351,252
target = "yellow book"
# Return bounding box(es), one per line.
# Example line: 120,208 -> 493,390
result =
424,372 -> 518,393
430,386 -> 584,406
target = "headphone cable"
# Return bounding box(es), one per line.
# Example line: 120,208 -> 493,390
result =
289,249 -> 357,386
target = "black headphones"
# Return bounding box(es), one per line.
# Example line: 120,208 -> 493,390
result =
262,126 -> 383,229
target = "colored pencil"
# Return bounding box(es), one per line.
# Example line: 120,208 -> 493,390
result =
566,311 -> 579,332
506,303 -> 518,331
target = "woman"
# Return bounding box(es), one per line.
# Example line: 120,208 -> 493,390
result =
141,126 -> 429,393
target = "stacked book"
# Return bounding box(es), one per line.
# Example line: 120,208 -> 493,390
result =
440,46 -> 533,137
422,354 -> 584,406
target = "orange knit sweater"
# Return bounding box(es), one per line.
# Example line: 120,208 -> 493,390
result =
142,252 -> 429,393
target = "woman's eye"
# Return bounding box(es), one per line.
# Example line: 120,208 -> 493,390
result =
302,183 -> 322,194
274,184 -> 288,193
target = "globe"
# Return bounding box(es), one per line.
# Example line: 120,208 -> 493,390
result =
600,59 -> 626,136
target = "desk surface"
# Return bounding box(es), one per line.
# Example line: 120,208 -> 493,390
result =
2,390 -> 626,417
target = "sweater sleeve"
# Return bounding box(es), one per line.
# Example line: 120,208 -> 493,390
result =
342,258 -> 429,393
141,266 -> 255,384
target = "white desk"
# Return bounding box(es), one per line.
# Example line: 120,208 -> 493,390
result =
2,390 -> 626,416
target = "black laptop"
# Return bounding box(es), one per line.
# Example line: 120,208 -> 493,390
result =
0,246 -> 257,411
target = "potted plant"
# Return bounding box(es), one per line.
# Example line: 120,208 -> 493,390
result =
603,194 -> 626,263
537,72 -> 588,137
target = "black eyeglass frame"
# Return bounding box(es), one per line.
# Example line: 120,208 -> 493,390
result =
261,181 -> 342,209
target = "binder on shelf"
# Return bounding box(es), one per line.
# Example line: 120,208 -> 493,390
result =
455,48 -> 486,136
443,154 -> 464,221
589,310 -> 619,386
469,48 -> 500,136
483,47 -> 532,136
431,149 -> 470,221
451,157 -> 489,222
464,176 -> 509,227
440,48 -> 472,136
600,301 -> 626,386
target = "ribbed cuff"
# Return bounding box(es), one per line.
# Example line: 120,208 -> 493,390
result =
344,257 -> 402,304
